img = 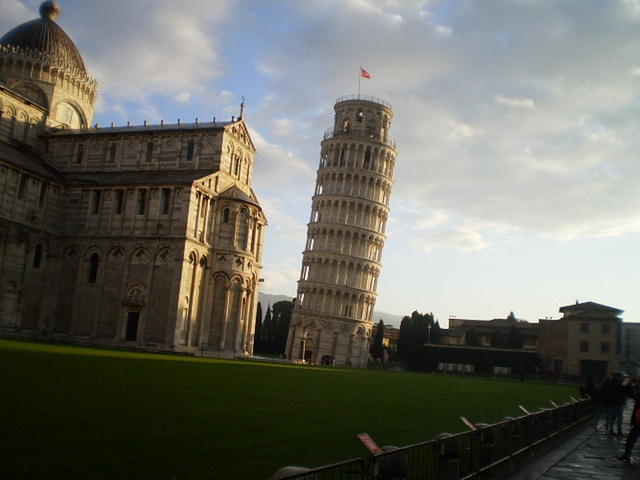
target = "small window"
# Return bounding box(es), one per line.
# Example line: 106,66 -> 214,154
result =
186,140 -> 195,161
18,174 -> 28,199
145,141 -> 153,162
223,208 -> 230,223
580,340 -> 589,352
38,183 -> 47,207
75,144 -> 84,164
33,244 -> 43,269
62,106 -> 74,124
136,190 -> 147,215
580,323 -> 589,333
88,253 -> 100,283
91,190 -> 101,214
109,143 -> 117,162
114,190 -> 124,214
601,342 -> 611,354
601,324 -> 611,334
160,188 -> 170,215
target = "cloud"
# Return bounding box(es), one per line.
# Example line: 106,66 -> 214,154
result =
412,228 -> 489,253
494,94 -> 536,108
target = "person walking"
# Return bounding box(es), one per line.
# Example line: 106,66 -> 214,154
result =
592,375 -> 613,430
609,373 -> 627,436
618,376 -> 640,462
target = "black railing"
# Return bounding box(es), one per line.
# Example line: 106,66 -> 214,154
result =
270,398 -> 593,480
335,95 -> 393,110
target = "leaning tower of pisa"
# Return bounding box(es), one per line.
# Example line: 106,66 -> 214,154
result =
285,95 -> 397,368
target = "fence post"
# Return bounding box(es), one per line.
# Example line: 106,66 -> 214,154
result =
434,432 -> 459,480
474,423 -> 494,471
374,445 -> 409,480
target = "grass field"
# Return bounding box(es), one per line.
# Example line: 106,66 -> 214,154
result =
1,338 -> 579,479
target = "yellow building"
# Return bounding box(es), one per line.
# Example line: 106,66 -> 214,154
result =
538,301 -> 622,378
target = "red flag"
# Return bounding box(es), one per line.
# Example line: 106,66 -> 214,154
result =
361,68 -> 371,79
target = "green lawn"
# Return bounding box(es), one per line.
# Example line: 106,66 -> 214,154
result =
1,338 -> 578,480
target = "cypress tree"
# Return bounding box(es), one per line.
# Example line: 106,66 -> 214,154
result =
370,320 -> 385,361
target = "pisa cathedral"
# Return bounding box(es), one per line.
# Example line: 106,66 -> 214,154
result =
0,2 -> 266,356
286,96 -> 397,368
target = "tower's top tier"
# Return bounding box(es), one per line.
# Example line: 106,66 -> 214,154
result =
325,95 -> 395,149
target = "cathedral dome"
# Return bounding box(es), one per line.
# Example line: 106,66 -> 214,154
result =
0,1 -> 86,74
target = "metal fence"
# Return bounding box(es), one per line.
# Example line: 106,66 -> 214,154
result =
271,398 -> 593,480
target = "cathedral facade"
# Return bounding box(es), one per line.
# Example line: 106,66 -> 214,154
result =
0,2 -> 266,357
286,95 -> 397,367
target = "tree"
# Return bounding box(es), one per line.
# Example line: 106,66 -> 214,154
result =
397,316 -> 412,361
271,300 -> 294,355
398,311 -> 435,364
370,320 -> 385,361
254,302 -> 264,352
257,304 -> 273,354
430,318 -> 442,345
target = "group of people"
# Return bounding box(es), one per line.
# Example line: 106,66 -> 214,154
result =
586,372 -> 640,462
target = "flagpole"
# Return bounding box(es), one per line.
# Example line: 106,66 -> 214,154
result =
358,67 -> 361,97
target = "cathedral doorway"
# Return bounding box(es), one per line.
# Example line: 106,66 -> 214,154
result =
304,337 -> 315,363
125,312 -> 139,341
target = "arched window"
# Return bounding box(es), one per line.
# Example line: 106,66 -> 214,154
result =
88,253 -> 100,283
223,208 -> 230,223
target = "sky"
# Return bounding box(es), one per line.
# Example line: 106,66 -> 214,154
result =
3,0 -> 640,327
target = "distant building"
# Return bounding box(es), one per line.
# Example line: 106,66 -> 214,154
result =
619,322 -> 640,376
538,301 -> 623,379
444,318 -> 539,350
0,2 -> 266,357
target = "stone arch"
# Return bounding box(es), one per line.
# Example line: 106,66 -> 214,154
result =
123,282 -> 146,308
31,239 -> 47,269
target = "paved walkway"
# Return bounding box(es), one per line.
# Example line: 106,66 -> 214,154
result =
507,406 -> 640,480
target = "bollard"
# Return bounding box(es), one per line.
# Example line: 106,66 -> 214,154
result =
376,445 -> 409,480
434,432 -> 459,480
271,466 -> 315,480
